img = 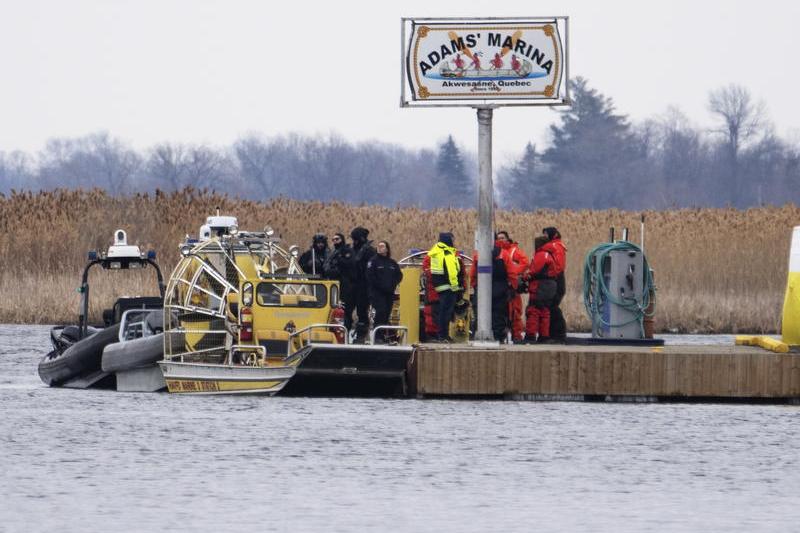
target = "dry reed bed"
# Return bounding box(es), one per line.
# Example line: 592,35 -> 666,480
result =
1,189 -> 796,332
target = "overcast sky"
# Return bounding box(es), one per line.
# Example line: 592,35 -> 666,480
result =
1,0 -> 797,164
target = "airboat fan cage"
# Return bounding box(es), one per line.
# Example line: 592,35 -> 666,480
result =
163,234 -> 307,362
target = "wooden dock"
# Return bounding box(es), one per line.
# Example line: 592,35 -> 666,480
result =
409,343 -> 800,402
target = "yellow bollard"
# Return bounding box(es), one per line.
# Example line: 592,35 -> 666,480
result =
398,266 -> 421,344
782,226 -> 800,345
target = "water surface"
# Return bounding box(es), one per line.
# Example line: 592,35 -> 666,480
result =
1,325 -> 798,532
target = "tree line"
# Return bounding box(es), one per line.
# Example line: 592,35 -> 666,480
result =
1,77 -> 797,210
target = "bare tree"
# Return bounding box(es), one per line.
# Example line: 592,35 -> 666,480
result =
708,84 -> 766,161
183,145 -> 232,190
0,150 -> 34,192
234,135 -> 275,193
87,133 -> 142,193
146,143 -> 187,190
35,132 -> 140,192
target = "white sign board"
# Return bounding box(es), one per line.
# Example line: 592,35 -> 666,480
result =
401,17 -> 569,107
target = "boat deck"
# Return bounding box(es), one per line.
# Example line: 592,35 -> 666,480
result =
409,342 -> 800,402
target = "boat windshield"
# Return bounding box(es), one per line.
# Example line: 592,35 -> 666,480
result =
256,282 -> 328,308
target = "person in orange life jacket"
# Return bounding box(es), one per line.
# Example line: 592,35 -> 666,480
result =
495,231 -> 529,341
366,241 -> 403,343
541,227 -> 567,341
342,226 -> 376,341
522,236 -> 557,343
427,232 -> 463,342
299,233 -> 329,276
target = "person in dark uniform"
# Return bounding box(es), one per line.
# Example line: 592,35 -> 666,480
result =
366,240 -> 403,343
343,227 -> 376,342
324,233 -> 354,326
323,233 -> 350,279
299,234 -> 329,276
490,245 -> 510,342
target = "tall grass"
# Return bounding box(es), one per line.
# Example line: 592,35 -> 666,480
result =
1,189 -> 796,332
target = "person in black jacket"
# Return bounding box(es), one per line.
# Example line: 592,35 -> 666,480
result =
343,226 -> 376,342
299,234 -> 329,276
490,245 -> 510,342
366,241 -> 403,343
323,232 -> 352,284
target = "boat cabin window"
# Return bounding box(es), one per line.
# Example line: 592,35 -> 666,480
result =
256,282 -> 328,308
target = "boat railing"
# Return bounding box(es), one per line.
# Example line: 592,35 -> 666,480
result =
287,323 -> 349,356
370,326 -> 409,346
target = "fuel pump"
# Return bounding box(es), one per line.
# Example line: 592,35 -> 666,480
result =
583,228 -> 656,340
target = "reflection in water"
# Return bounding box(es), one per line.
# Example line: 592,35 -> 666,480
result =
1,325 -> 798,532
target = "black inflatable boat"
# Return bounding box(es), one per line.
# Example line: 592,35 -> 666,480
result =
38,229 -> 165,389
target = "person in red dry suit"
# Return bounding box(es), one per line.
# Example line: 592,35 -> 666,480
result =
522,236 -> 557,343
540,227 -> 567,341
495,231 -> 528,342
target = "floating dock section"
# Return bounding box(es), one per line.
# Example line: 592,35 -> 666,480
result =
410,344 -> 800,403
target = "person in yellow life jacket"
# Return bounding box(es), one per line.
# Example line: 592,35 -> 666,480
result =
495,231 -> 529,342
427,232 -> 463,342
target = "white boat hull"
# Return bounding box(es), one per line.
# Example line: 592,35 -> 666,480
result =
158,361 -> 295,395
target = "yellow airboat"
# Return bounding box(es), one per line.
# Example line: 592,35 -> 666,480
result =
158,215 -> 426,396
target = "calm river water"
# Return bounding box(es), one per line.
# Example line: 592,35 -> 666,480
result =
1,325 -> 798,532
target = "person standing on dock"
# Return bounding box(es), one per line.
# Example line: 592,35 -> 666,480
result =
366,241 -> 403,343
523,236 -> 557,343
541,227 -> 567,342
490,245 -> 510,341
495,231 -> 528,342
345,227 -> 376,343
427,232 -> 462,342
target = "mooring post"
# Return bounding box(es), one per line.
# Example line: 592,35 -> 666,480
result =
474,107 -> 495,342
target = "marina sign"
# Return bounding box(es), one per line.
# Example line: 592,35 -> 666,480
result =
401,17 -> 569,107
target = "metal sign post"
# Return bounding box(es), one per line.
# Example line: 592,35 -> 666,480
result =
474,106 -> 495,341
402,17 -> 569,343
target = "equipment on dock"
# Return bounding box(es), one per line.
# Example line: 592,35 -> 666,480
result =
38,230 -> 165,389
582,228 -> 656,342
